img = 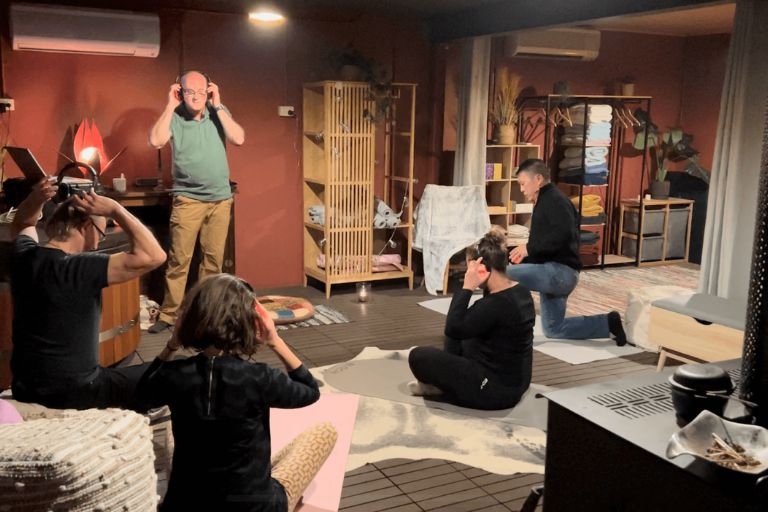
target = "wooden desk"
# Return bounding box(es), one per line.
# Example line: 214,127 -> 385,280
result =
104,187 -> 171,207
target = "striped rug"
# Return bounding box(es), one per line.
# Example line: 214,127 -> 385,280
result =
550,265 -> 700,317
276,304 -> 350,330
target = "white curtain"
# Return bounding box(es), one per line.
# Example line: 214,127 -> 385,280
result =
453,37 -> 491,186
700,0 -> 768,301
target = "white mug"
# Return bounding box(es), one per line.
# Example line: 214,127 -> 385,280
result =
112,176 -> 127,193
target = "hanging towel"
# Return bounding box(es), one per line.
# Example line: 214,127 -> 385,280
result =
413,185 -> 490,295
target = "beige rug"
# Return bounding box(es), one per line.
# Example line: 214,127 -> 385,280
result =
311,348 -> 546,475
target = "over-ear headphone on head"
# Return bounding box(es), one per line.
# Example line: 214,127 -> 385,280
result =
176,70 -> 212,101
55,161 -> 99,203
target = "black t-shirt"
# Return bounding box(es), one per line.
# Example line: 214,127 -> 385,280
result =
10,235 -> 110,390
445,286 -> 535,390
137,354 -> 320,511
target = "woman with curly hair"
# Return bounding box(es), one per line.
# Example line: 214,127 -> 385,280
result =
137,273 -> 337,511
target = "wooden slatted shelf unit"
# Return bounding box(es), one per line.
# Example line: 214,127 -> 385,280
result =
303,81 -> 416,297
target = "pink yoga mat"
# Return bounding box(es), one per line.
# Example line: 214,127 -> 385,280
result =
270,393 -> 359,512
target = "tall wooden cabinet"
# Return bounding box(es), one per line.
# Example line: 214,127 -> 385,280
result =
302,81 -> 415,297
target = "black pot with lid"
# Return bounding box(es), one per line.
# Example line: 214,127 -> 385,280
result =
669,363 -> 734,423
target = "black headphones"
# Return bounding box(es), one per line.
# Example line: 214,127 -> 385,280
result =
55,161 -> 99,203
176,70 -> 212,101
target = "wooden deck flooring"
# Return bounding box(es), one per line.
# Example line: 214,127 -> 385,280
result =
137,277 -> 665,512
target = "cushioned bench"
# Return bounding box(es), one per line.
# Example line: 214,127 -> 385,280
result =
649,293 -> 746,370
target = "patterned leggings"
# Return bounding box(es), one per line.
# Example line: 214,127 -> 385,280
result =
271,422 -> 339,511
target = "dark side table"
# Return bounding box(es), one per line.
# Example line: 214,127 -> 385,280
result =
543,360 -> 766,511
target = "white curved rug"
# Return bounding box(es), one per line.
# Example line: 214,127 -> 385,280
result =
311,347 -> 547,475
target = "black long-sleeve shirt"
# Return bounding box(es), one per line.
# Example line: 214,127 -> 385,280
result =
445,286 -> 535,391
137,353 -> 320,511
526,182 -> 582,271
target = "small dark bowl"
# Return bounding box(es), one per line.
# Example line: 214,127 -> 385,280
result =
669,364 -> 734,423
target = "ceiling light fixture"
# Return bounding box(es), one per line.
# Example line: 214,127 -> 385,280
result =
249,10 -> 285,23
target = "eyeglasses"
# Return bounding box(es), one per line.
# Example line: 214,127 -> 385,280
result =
182,88 -> 207,97
91,220 -> 107,242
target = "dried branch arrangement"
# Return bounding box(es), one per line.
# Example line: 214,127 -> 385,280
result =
490,68 -> 521,127
705,433 -> 761,470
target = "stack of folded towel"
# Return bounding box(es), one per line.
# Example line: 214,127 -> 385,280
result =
570,194 -> 606,225
506,224 -> 530,246
558,104 -> 612,186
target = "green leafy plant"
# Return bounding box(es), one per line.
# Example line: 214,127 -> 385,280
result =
328,45 -> 393,123
632,109 -> 709,183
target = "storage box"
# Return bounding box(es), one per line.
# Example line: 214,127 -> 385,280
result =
621,235 -> 663,261
485,163 -> 494,180
623,210 -> 664,235
665,208 -> 689,259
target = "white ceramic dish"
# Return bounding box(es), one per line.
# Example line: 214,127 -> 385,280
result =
666,410 -> 768,475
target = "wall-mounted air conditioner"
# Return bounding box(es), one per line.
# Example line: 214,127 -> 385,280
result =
505,28 -> 600,61
10,3 -> 160,57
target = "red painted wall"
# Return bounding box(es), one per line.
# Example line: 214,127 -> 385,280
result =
1,10 -> 435,289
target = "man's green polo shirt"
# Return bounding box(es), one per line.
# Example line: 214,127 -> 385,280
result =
170,104 -> 232,201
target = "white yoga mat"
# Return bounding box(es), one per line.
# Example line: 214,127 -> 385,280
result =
418,297 -> 643,365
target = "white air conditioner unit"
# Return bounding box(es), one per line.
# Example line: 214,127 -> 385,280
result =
505,28 -> 600,61
10,3 -> 160,57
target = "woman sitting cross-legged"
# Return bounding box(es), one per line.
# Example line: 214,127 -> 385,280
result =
408,230 -> 536,410
137,274 -> 337,511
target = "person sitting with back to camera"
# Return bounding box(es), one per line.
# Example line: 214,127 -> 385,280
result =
10,179 -> 166,411
407,230 -> 535,411
137,273 -> 337,511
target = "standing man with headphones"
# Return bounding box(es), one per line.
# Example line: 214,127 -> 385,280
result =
148,70 -> 245,333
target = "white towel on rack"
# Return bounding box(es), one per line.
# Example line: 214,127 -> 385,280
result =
414,185 -> 490,295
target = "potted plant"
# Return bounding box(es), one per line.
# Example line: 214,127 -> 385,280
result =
632,109 -> 709,198
329,45 -> 370,82
489,67 -> 521,145
620,75 -> 636,96
328,45 -> 393,123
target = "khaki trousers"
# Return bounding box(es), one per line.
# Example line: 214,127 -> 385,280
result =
158,195 -> 233,323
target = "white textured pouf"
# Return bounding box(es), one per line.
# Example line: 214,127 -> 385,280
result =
625,285 -> 692,351
0,408 -> 158,511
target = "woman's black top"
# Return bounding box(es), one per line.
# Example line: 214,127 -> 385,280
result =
137,353 -> 319,511
445,286 -> 535,391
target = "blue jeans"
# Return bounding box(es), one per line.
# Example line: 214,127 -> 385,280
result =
506,262 -> 609,340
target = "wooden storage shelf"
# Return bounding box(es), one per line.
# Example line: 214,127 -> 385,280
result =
302,81 -> 415,297
484,143 -> 539,234
617,197 -> 694,265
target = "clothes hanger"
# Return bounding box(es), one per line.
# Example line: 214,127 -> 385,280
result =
624,107 -> 642,127
613,107 -> 630,129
